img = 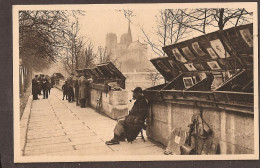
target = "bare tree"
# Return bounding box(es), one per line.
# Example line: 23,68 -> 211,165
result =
62,16 -> 87,74
96,46 -> 113,64
140,9 -> 190,57
84,42 -> 97,68
145,68 -> 163,86
168,8 -> 253,34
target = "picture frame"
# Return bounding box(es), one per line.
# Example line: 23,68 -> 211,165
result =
210,39 -> 230,58
181,46 -> 196,61
198,72 -> 207,81
206,47 -> 219,59
184,63 -> 197,71
171,48 -> 187,63
183,76 -> 194,88
192,42 -> 206,56
207,61 -> 222,70
239,28 -> 253,47
157,60 -> 171,72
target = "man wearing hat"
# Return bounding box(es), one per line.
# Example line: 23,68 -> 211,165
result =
105,87 -> 149,145
32,75 -> 39,100
74,71 -> 81,106
67,73 -> 75,102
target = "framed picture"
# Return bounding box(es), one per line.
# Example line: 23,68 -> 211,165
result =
157,60 -> 171,72
210,39 -> 230,58
207,61 -> 222,70
193,63 -> 205,71
192,42 -> 206,56
168,60 -> 175,69
240,28 -> 253,47
183,77 -> 194,88
184,63 -> 197,71
198,72 -> 207,80
182,47 -> 196,60
206,47 -> 219,59
172,48 -> 187,63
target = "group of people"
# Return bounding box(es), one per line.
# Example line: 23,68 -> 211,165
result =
32,71 -> 149,146
62,72 -> 92,108
32,74 -> 52,100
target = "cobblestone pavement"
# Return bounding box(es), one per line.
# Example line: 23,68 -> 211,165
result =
20,88 -> 165,156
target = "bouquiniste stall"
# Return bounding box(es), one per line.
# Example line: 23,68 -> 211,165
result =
83,62 -> 129,119
143,24 -> 254,154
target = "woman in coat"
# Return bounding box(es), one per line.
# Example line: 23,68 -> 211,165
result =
78,74 -> 89,108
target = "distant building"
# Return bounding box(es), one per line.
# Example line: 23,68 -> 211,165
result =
105,21 -> 163,90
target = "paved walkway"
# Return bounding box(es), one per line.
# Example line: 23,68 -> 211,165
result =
20,88 -> 165,156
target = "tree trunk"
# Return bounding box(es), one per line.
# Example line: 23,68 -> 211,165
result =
218,8 -> 225,30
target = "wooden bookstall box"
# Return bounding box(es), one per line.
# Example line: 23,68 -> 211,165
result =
143,24 -> 254,154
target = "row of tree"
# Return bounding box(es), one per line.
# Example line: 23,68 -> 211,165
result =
19,10 -> 112,75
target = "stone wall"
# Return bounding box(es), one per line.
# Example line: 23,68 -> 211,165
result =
90,88 -> 129,119
146,100 -> 254,154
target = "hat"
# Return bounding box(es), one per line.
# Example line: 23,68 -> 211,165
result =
132,87 -> 143,94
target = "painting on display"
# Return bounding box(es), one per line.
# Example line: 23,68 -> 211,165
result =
193,63 -> 205,71
184,63 -> 197,71
210,39 -> 230,58
192,42 -> 206,56
207,61 -> 222,70
211,74 -> 224,90
183,77 -> 194,88
168,60 -> 176,69
181,47 -> 196,61
156,60 -> 171,72
239,28 -> 253,47
171,48 -> 187,63
206,47 -> 219,59
198,72 -> 207,81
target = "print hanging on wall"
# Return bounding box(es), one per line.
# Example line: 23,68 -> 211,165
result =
192,42 -> 206,56
182,47 -> 196,61
206,47 -> 219,59
183,77 -> 194,88
157,60 -> 171,72
210,39 -> 230,58
239,28 -> 253,47
171,48 -> 187,63
207,61 -> 222,70
184,63 -> 197,71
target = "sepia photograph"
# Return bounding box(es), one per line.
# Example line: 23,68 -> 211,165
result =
13,3 -> 258,163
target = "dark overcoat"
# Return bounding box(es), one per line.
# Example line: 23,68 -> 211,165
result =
124,96 -> 149,141
78,76 -> 89,100
32,78 -> 39,95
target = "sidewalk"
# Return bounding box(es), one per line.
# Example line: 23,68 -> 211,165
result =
20,88 -> 165,156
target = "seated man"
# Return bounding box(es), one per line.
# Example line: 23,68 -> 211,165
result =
105,87 -> 148,145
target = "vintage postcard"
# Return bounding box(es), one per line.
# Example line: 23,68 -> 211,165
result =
13,3 -> 258,163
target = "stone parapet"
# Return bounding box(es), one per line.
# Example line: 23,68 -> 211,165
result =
90,88 -> 129,120
146,100 -> 254,154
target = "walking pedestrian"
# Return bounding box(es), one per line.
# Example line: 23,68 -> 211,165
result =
32,75 -> 39,100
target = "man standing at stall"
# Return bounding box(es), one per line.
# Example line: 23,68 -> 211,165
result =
74,71 -> 81,106
67,73 -> 75,103
32,75 -> 39,100
105,87 -> 148,145
42,75 -> 50,99
78,73 -> 89,108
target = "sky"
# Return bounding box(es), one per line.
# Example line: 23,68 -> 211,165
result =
77,9 -> 159,50
75,6 -> 254,60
